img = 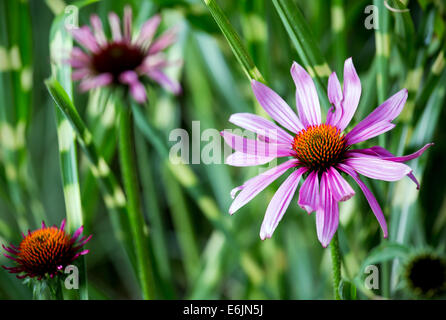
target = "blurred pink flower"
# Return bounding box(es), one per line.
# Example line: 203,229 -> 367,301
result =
68,6 -> 181,103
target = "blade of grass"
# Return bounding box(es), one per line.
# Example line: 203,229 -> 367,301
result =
45,78 -> 137,272
135,132 -> 176,299
200,0 -> 265,83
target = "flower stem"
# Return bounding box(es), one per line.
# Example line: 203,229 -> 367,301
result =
330,232 -> 342,300
118,104 -> 155,300
48,279 -> 64,300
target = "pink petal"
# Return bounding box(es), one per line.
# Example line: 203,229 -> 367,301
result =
229,113 -> 294,144
316,172 -> 339,247
124,6 -> 133,42
346,89 -> 408,145
79,73 -> 113,91
60,219 -> 66,231
72,68 -> 92,80
325,167 -> 355,202
136,14 -> 162,47
69,47 -> 91,68
108,12 -> 122,42
120,71 -> 147,103
290,62 -> 321,127
146,69 -> 181,95
338,163 -> 388,237
297,170 -> 319,214
347,143 -> 433,190
326,72 -> 343,126
149,26 -> 178,55
229,159 -> 299,214
260,167 -> 307,240
251,80 -> 304,133
70,26 -> 100,53
336,58 -> 362,131
345,156 -> 412,182
90,14 -> 107,46
220,131 -> 294,158
225,151 -> 276,167
71,226 -> 84,242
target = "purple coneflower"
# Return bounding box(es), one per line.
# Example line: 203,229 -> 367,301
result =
2,220 -> 91,280
68,6 -> 181,103
221,58 -> 432,247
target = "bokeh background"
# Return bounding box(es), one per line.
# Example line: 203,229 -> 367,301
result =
0,0 -> 445,299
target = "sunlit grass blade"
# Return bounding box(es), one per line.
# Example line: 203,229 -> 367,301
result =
45,77 -> 137,273
200,0 -> 265,83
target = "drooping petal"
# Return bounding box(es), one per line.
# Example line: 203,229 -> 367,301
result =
364,143 -> 433,163
345,156 -> 412,182
79,73 -> 113,91
146,69 -> 181,95
346,89 -> 408,145
298,170 -> 319,214
326,72 -> 343,126
120,71 -> 147,103
260,167 -> 307,240
315,171 -> 339,247
229,159 -> 299,214
220,131 -> 295,158
338,163 -> 388,237
290,62 -> 321,127
346,143 -> 433,189
108,12 -> 123,42
325,166 -> 355,202
229,113 -> 294,144
136,14 -> 162,47
336,58 -> 361,131
225,151 -> 276,167
149,27 -> 178,55
251,80 -> 304,133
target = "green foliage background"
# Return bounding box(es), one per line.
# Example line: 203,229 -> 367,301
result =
0,0 -> 445,299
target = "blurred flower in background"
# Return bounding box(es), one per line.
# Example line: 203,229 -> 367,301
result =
222,58 -> 432,247
68,5 -> 181,103
403,249 -> 446,298
2,220 -> 91,280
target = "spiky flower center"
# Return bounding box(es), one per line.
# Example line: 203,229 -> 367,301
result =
18,227 -> 75,276
292,124 -> 347,171
92,42 -> 145,80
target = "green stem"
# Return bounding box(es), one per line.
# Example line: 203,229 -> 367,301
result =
48,279 -> 64,300
118,104 -> 155,300
330,232 -> 341,300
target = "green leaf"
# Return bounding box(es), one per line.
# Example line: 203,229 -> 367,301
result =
359,242 -> 410,274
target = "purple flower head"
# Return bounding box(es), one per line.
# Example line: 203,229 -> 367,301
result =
2,219 -> 91,280
222,58 -> 433,247
68,6 -> 181,103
